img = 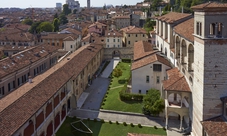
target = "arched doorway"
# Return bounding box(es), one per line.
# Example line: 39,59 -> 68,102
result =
46,121 -> 53,136
175,36 -> 180,59
181,40 -> 187,64
188,44 -> 194,72
67,97 -> 71,112
112,50 -> 121,59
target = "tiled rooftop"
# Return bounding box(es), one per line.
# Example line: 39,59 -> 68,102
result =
202,116 -> 227,136
0,44 -> 60,79
174,18 -> 194,42
133,41 -> 157,61
0,44 -> 103,135
105,29 -> 123,37
156,12 -> 192,24
163,68 -> 191,92
191,2 -> 227,10
120,26 -> 147,34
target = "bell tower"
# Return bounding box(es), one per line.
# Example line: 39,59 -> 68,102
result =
87,0 -> 90,8
191,2 -> 227,136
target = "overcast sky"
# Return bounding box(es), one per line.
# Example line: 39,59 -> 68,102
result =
1,0 -> 142,8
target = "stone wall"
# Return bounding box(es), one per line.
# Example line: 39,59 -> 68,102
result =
103,47 -> 133,60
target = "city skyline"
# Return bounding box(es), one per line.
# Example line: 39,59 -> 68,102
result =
1,0 -> 142,8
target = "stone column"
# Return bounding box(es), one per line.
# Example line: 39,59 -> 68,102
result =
180,115 -> 183,130
165,109 -> 168,128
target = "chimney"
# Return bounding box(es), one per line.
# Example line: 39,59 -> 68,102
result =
29,76 -> 33,83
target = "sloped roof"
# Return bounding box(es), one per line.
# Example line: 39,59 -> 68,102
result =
156,12 -> 191,24
120,26 -> 147,34
133,41 -> 157,61
0,44 -> 103,135
191,2 -> 227,11
202,116 -> 227,136
174,18 -> 194,42
163,68 -> 191,92
131,53 -> 171,71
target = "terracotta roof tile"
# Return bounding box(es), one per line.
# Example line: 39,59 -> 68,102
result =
202,116 -> 227,136
132,53 -> 171,71
191,2 -> 227,11
105,29 -> 122,37
156,12 -> 192,24
174,18 -> 194,42
120,26 -> 147,34
133,41 -> 157,60
0,44 -> 103,135
0,44 -> 60,79
163,68 -> 191,92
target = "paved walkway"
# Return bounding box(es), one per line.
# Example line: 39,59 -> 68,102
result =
101,58 -> 120,78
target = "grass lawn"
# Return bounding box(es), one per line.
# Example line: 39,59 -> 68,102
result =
102,88 -> 143,113
56,117 -> 167,136
101,61 -> 143,113
109,62 -> 131,88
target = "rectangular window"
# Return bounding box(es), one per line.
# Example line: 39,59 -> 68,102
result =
128,34 -> 130,37
2,87 -> 4,95
156,76 -> 160,84
146,75 -> 149,83
118,39 -> 120,42
136,34 -> 137,37
128,41 -> 130,45
8,83 -> 10,92
196,22 -> 202,36
153,64 -> 162,71
113,39 -> 115,42
107,39 -> 109,42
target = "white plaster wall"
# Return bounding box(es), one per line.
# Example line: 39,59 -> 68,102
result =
132,62 -> 170,94
64,41 -> 76,52
106,37 -> 122,48
191,40 -> 205,136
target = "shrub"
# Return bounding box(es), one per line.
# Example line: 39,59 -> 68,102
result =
154,126 -> 158,129
109,120 -> 112,124
119,86 -> 144,101
123,122 -> 127,126
116,121 -> 119,124
130,123 -> 134,127
102,103 -> 105,105
106,92 -> 109,94
87,118 -> 90,121
163,127 -> 166,131
103,99 -> 106,102
122,59 -> 131,63
94,118 -> 97,122
101,119 -> 105,123
138,124 -> 142,128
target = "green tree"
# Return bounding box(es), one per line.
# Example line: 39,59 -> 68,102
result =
29,21 -> 42,33
53,18 -> 60,32
54,13 -> 58,19
142,89 -> 165,116
59,13 -> 68,25
113,68 -> 122,78
22,18 -> 33,25
63,4 -> 71,15
37,22 -> 54,32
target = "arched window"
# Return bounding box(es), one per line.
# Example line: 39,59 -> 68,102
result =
209,23 -> 215,36
217,23 -> 223,37
165,47 -> 167,56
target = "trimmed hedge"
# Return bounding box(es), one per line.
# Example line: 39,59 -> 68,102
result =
122,59 -> 131,63
119,85 -> 144,101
